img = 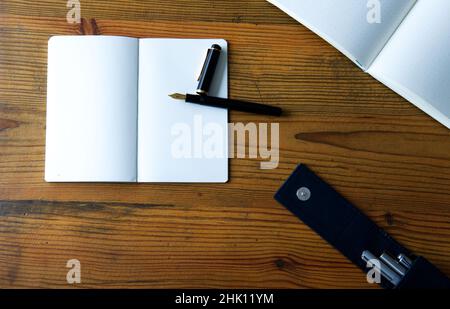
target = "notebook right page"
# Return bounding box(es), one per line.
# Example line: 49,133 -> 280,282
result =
137,39 -> 228,183
368,0 -> 450,128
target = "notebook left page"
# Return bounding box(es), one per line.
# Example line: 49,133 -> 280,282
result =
45,36 -> 139,182
267,0 -> 417,70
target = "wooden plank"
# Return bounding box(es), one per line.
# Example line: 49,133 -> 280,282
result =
0,2 -> 449,288
0,0 -> 293,24
0,199 -> 448,288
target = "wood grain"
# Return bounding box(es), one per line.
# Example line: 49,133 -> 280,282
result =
0,0 -> 449,288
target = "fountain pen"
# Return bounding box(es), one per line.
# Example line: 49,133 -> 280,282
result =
169,93 -> 283,117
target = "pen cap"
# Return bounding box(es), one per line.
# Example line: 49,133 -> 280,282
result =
197,44 -> 221,95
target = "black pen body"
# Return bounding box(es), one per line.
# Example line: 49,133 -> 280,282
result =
185,94 -> 282,116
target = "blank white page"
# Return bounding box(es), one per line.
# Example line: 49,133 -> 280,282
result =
368,0 -> 450,128
267,0 -> 417,69
138,39 -> 228,183
45,36 -> 139,182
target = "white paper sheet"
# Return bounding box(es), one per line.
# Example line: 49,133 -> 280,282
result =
267,0 -> 417,69
45,36 -> 139,182
137,39 -> 228,182
368,0 -> 450,128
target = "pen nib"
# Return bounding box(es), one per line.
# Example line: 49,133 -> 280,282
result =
169,93 -> 186,100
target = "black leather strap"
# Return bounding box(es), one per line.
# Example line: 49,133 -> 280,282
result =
274,164 -> 450,289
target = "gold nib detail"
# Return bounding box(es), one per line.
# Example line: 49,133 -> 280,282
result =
169,93 -> 187,100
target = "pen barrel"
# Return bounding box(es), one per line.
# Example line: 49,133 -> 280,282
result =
186,94 -> 283,117
226,98 -> 283,116
197,45 -> 221,95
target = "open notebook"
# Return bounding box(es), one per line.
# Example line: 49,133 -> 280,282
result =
45,36 -> 228,183
268,0 -> 450,128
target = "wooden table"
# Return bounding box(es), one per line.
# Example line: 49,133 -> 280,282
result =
1,0 -> 449,289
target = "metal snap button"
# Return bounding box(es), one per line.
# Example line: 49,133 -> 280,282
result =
296,187 -> 311,202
